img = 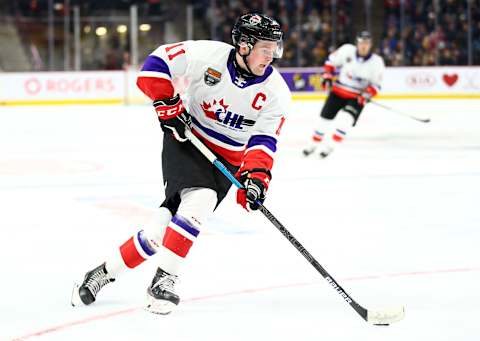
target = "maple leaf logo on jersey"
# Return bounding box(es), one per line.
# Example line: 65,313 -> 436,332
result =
201,99 -> 229,120
200,98 -> 255,130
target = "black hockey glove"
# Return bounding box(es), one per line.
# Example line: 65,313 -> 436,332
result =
321,72 -> 333,91
235,169 -> 271,211
153,94 -> 191,142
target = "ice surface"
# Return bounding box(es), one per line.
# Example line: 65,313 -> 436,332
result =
1,99 -> 479,341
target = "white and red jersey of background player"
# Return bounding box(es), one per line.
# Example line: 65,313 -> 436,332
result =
324,43 -> 385,99
136,40 -> 291,172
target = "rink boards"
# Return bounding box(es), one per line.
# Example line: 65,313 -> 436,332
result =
1,67 -> 480,106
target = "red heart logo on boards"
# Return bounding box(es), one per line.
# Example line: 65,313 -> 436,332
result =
442,74 -> 458,87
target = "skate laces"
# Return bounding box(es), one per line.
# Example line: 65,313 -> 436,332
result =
152,273 -> 179,294
85,268 -> 112,296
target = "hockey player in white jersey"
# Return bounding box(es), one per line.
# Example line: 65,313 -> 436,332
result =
303,31 -> 385,158
71,13 -> 291,315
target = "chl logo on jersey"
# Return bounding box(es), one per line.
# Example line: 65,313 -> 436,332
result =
204,68 -> 222,86
201,98 -> 255,130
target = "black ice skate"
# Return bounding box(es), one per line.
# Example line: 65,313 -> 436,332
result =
319,150 -> 331,158
318,145 -> 334,159
303,144 -> 333,158
302,142 -> 319,157
302,146 -> 316,157
145,267 -> 180,315
71,262 -> 115,306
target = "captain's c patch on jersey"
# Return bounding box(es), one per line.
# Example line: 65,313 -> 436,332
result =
204,68 -> 222,86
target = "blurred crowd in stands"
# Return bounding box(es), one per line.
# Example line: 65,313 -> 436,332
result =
381,0 -> 480,65
2,0 -> 479,70
195,0 -> 353,67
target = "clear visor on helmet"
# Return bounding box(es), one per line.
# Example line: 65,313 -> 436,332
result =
240,38 -> 284,59
356,36 -> 372,44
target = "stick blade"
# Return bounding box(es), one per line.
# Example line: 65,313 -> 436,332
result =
367,306 -> 405,325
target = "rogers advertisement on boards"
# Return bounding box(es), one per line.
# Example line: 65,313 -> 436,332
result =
1,71 -> 124,102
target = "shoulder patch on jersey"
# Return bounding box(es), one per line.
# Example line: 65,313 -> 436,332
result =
204,67 -> 222,86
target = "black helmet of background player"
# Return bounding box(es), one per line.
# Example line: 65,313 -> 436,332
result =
232,13 -> 284,74
356,30 -> 372,57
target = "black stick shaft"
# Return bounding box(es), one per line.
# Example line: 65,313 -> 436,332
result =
369,100 -> 431,123
185,130 -> 369,322
334,82 -> 430,123
257,204 -> 368,321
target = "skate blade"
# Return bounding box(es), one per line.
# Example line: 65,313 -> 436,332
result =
302,149 -> 314,157
70,283 -> 84,307
144,296 -> 177,315
319,152 -> 330,159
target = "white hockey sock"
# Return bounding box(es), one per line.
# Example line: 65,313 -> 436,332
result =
155,187 -> 217,276
311,116 -> 333,142
105,207 -> 172,277
329,110 -> 355,148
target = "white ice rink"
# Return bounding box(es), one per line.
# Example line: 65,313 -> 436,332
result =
1,99 -> 479,341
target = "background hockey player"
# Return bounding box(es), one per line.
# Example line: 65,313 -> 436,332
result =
303,31 -> 385,158
71,13 -> 291,315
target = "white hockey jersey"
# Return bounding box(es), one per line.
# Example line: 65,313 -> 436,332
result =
325,43 -> 385,98
137,40 -> 291,168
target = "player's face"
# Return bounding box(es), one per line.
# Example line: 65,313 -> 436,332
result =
357,39 -> 372,56
247,40 -> 278,76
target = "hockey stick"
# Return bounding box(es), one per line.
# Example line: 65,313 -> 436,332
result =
184,129 -> 405,325
368,99 -> 431,123
334,83 -> 430,123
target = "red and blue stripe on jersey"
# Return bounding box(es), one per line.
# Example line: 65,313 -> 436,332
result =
137,55 -> 175,100
191,116 -> 276,169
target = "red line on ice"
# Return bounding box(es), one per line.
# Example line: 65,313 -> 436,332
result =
11,266 -> 480,340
